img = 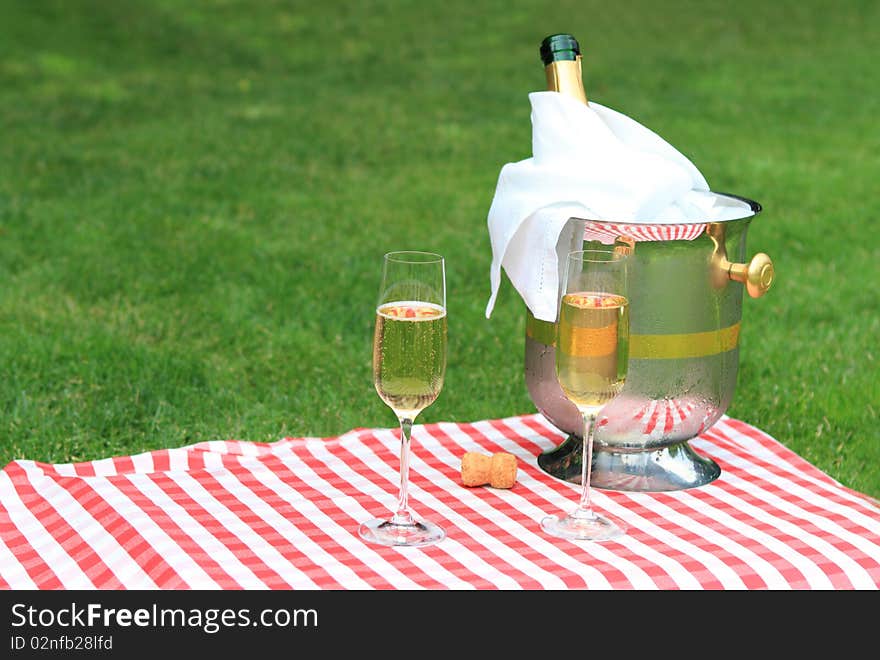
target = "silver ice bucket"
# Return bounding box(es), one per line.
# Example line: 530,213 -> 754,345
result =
526,192 -> 774,491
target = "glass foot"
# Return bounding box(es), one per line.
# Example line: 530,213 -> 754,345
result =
541,508 -> 625,542
359,518 -> 445,547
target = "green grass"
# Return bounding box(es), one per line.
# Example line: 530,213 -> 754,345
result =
0,0 -> 878,499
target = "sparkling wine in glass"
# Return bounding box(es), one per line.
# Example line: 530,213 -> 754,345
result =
359,251 -> 447,547
541,247 -> 630,542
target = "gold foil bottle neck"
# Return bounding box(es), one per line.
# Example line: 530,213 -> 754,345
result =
544,55 -> 588,104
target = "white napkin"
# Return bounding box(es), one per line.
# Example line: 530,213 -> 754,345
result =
485,91 -> 742,322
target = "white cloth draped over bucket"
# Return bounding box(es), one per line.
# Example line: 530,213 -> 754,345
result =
485,91 -> 745,322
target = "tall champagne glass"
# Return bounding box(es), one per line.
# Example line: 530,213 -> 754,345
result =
541,247 -> 630,541
359,251 -> 447,547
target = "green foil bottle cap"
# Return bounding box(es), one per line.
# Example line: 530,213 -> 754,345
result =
540,34 -> 581,65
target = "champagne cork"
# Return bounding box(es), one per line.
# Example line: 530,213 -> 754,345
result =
460,451 -> 518,489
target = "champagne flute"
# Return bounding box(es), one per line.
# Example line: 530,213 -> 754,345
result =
541,247 -> 630,541
359,251 -> 447,547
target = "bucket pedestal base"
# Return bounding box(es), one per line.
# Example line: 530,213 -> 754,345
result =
537,434 -> 721,492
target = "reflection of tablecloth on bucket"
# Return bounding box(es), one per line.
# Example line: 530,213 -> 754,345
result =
1,415 -> 878,590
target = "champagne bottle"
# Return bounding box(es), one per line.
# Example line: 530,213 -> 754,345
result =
524,34 -> 593,350
541,36 -> 635,262
540,33 -> 587,104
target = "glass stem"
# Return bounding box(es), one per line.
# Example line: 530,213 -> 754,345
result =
392,417 -> 415,525
577,412 -> 597,515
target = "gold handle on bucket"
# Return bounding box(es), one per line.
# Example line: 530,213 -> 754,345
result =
726,253 -> 774,298
707,224 -> 775,298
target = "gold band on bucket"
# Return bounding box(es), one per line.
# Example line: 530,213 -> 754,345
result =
527,314 -> 741,360
629,322 -> 741,360
525,314 -> 557,346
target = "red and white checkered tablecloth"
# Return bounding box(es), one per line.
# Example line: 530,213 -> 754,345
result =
1,414 -> 878,590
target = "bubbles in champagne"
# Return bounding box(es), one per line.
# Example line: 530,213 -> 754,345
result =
556,292 -> 629,413
373,301 -> 447,419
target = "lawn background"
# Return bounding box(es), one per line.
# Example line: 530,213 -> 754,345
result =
1,0 -> 878,499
